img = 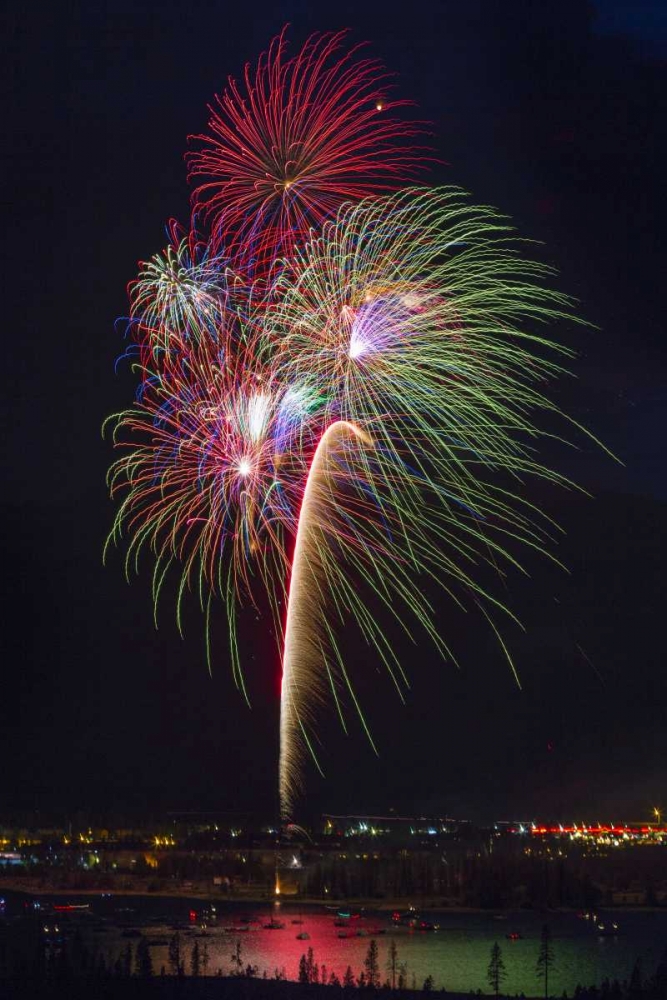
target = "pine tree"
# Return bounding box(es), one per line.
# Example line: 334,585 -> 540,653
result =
536,924 -> 555,999
230,938 -> 243,975
423,975 -> 435,992
344,965 -> 356,988
190,940 -> 200,977
398,962 -> 408,991
121,942 -> 133,978
487,942 -> 506,998
168,933 -> 182,977
299,954 -> 310,984
653,945 -> 667,999
70,929 -> 89,976
364,939 -> 381,988
135,937 -> 153,978
55,940 -> 72,981
387,939 -> 400,991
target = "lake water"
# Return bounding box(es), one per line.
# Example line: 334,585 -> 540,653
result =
5,894 -> 667,993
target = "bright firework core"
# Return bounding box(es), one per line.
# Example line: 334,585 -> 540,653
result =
349,337 -> 366,360
237,458 -> 252,477
348,296 -> 406,360
247,391 -> 271,442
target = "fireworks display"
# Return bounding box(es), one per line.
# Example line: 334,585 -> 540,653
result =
187,28 -> 427,267
106,30 -> 591,823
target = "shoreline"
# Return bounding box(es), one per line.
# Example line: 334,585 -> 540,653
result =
1,879 -> 665,914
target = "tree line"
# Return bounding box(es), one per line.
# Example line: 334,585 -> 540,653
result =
2,914 -> 667,998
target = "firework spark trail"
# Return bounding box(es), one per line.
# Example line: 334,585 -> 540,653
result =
279,420 -> 372,823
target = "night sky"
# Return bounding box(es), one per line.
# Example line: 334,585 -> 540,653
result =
3,0 -> 666,825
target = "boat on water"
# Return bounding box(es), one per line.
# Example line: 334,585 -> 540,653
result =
391,908 -> 420,927
263,919 -> 286,930
292,919 -> 304,925
578,912 -> 622,936
296,931 -> 310,940
597,921 -> 621,937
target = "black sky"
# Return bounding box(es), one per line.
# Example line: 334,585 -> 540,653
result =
2,0 -> 666,825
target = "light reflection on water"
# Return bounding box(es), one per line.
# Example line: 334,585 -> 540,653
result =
19,895 -> 667,993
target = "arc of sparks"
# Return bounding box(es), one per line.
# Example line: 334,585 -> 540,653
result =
279,420 -> 371,824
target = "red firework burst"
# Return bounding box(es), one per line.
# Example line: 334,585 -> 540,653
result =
187,28 -> 429,268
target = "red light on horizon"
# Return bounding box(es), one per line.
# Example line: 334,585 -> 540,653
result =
529,822 -> 667,837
